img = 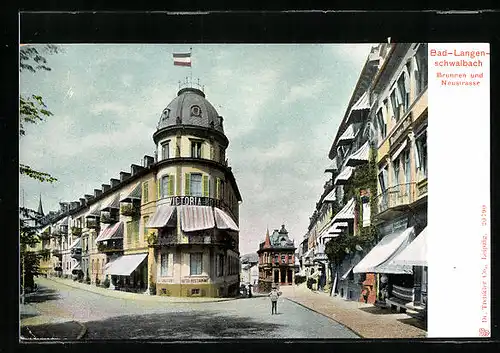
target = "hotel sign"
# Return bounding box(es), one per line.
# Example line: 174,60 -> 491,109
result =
165,196 -> 224,208
389,113 -> 412,147
181,277 -> 209,284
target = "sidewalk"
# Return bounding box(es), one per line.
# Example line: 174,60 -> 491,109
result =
44,276 -> 239,303
20,303 -> 86,340
280,284 -> 427,339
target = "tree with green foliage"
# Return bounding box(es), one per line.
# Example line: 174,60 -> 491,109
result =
19,44 -> 60,297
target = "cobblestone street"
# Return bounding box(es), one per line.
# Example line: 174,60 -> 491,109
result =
20,277 -> 359,340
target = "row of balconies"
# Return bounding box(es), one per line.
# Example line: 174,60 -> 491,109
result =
373,179 -> 427,218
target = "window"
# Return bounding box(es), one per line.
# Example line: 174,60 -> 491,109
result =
220,180 -> 225,200
274,254 -> 279,264
127,220 -> 139,244
217,254 -> 224,277
416,131 -> 428,179
281,254 -> 285,263
160,253 -> 169,276
376,109 -> 386,139
403,149 -> 411,195
397,72 -> 410,113
191,105 -> 201,116
378,166 -> 388,192
161,175 -> 169,198
142,181 -> 149,203
289,255 -> 294,264
190,173 -> 202,197
191,288 -> 200,295
191,141 -> 202,158
161,142 -> 169,160
190,253 -> 203,275
392,157 -> 401,187
415,44 -> 428,95
390,90 -> 400,122
143,216 -> 149,236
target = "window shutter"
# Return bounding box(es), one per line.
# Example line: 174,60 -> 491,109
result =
157,179 -> 161,199
216,178 -> 220,199
168,174 -> 174,196
185,173 -> 190,196
203,175 -> 209,197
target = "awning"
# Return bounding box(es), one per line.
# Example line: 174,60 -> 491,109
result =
303,248 -> 314,259
146,205 -> 176,228
353,227 -> 414,274
101,193 -> 120,210
334,166 -> 354,185
95,222 -> 124,242
390,139 -> 408,161
324,160 -> 338,173
332,198 -> 356,222
346,141 -> 370,167
69,238 -> 81,249
391,227 -> 427,266
120,182 -> 141,202
347,91 -> 370,124
214,208 -> 239,231
338,124 -> 357,145
341,266 -> 354,280
180,205 -> 215,232
323,188 -> 336,202
86,202 -> 102,218
104,253 -> 147,276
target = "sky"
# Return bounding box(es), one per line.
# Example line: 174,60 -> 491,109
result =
20,43 -> 374,255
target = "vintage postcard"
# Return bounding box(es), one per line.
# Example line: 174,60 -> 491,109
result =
19,39 -> 490,340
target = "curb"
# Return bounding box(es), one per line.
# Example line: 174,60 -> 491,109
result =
44,277 -> 239,304
76,322 -> 87,340
284,297 -> 366,339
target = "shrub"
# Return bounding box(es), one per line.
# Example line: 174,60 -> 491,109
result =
103,277 -> 110,288
149,282 -> 156,295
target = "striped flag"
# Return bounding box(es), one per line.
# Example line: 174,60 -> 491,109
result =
173,52 -> 191,67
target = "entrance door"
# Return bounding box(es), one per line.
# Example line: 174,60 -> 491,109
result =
287,269 -> 292,284
281,269 -> 286,284
274,270 -> 279,283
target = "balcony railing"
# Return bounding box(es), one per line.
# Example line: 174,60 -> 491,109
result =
71,227 -> 82,237
120,202 -> 139,216
417,178 -> 428,198
374,182 -> 417,215
97,239 -> 123,253
101,211 -> 119,224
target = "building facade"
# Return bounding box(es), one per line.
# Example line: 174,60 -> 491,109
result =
257,225 -> 298,292
37,85 -> 243,298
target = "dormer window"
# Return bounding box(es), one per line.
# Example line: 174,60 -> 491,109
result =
191,140 -> 202,158
191,105 -> 201,117
162,108 -> 170,119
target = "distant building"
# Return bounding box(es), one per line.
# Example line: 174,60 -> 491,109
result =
257,225 -> 298,292
240,253 -> 259,286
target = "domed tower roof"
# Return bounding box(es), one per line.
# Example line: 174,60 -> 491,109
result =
157,87 -> 224,134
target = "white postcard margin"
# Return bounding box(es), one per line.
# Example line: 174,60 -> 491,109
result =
428,43 -> 490,338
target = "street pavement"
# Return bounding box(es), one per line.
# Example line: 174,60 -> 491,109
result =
20,277 -> 360,340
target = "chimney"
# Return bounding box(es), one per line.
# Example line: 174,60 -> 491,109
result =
94,189 -> 102,198
59,202 -> 69,213
131,164 -> 145,176
120,171 -> 131,182
102,184 -> 111,193
71,201 -> 80,209
79,198 -> 86,207
110,178 -> 120,188
143,155 -> 154,168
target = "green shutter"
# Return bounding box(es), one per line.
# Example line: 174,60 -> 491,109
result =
216,178 -> 220,199
185,173 -> 190,196
168,174 -> 174,196
203,175 -> 209,197
157,179 -> 161,199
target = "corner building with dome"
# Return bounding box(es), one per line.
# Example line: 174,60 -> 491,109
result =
37,85 -> 243,298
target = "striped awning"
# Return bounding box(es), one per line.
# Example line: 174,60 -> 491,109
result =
120,182 -> 141,202
338,124 -> 357,145
180,205 -> 215,232
69,238 -> 81,249
95,222 -> 124,242
146,205 -> 176,228
331,198 -> 356,223
214,208 -> 239,231
105,253 -> 147,276
353,227 -> 414,274
323,188 -> 336,202
86,202 -> 102,218
334,166 -> 354,185
346,141 -> 370,167
341,266 -> 354,280
101,193 -> 120,210
347,91 -> 370,124
324,160 -> 338,173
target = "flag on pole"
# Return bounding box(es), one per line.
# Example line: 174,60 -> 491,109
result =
173,52 -> 192,67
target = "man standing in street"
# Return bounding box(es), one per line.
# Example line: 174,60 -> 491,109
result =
269,286 -> 281,314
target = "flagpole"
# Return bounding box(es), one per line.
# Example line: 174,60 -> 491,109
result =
189,46 -> 193,87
